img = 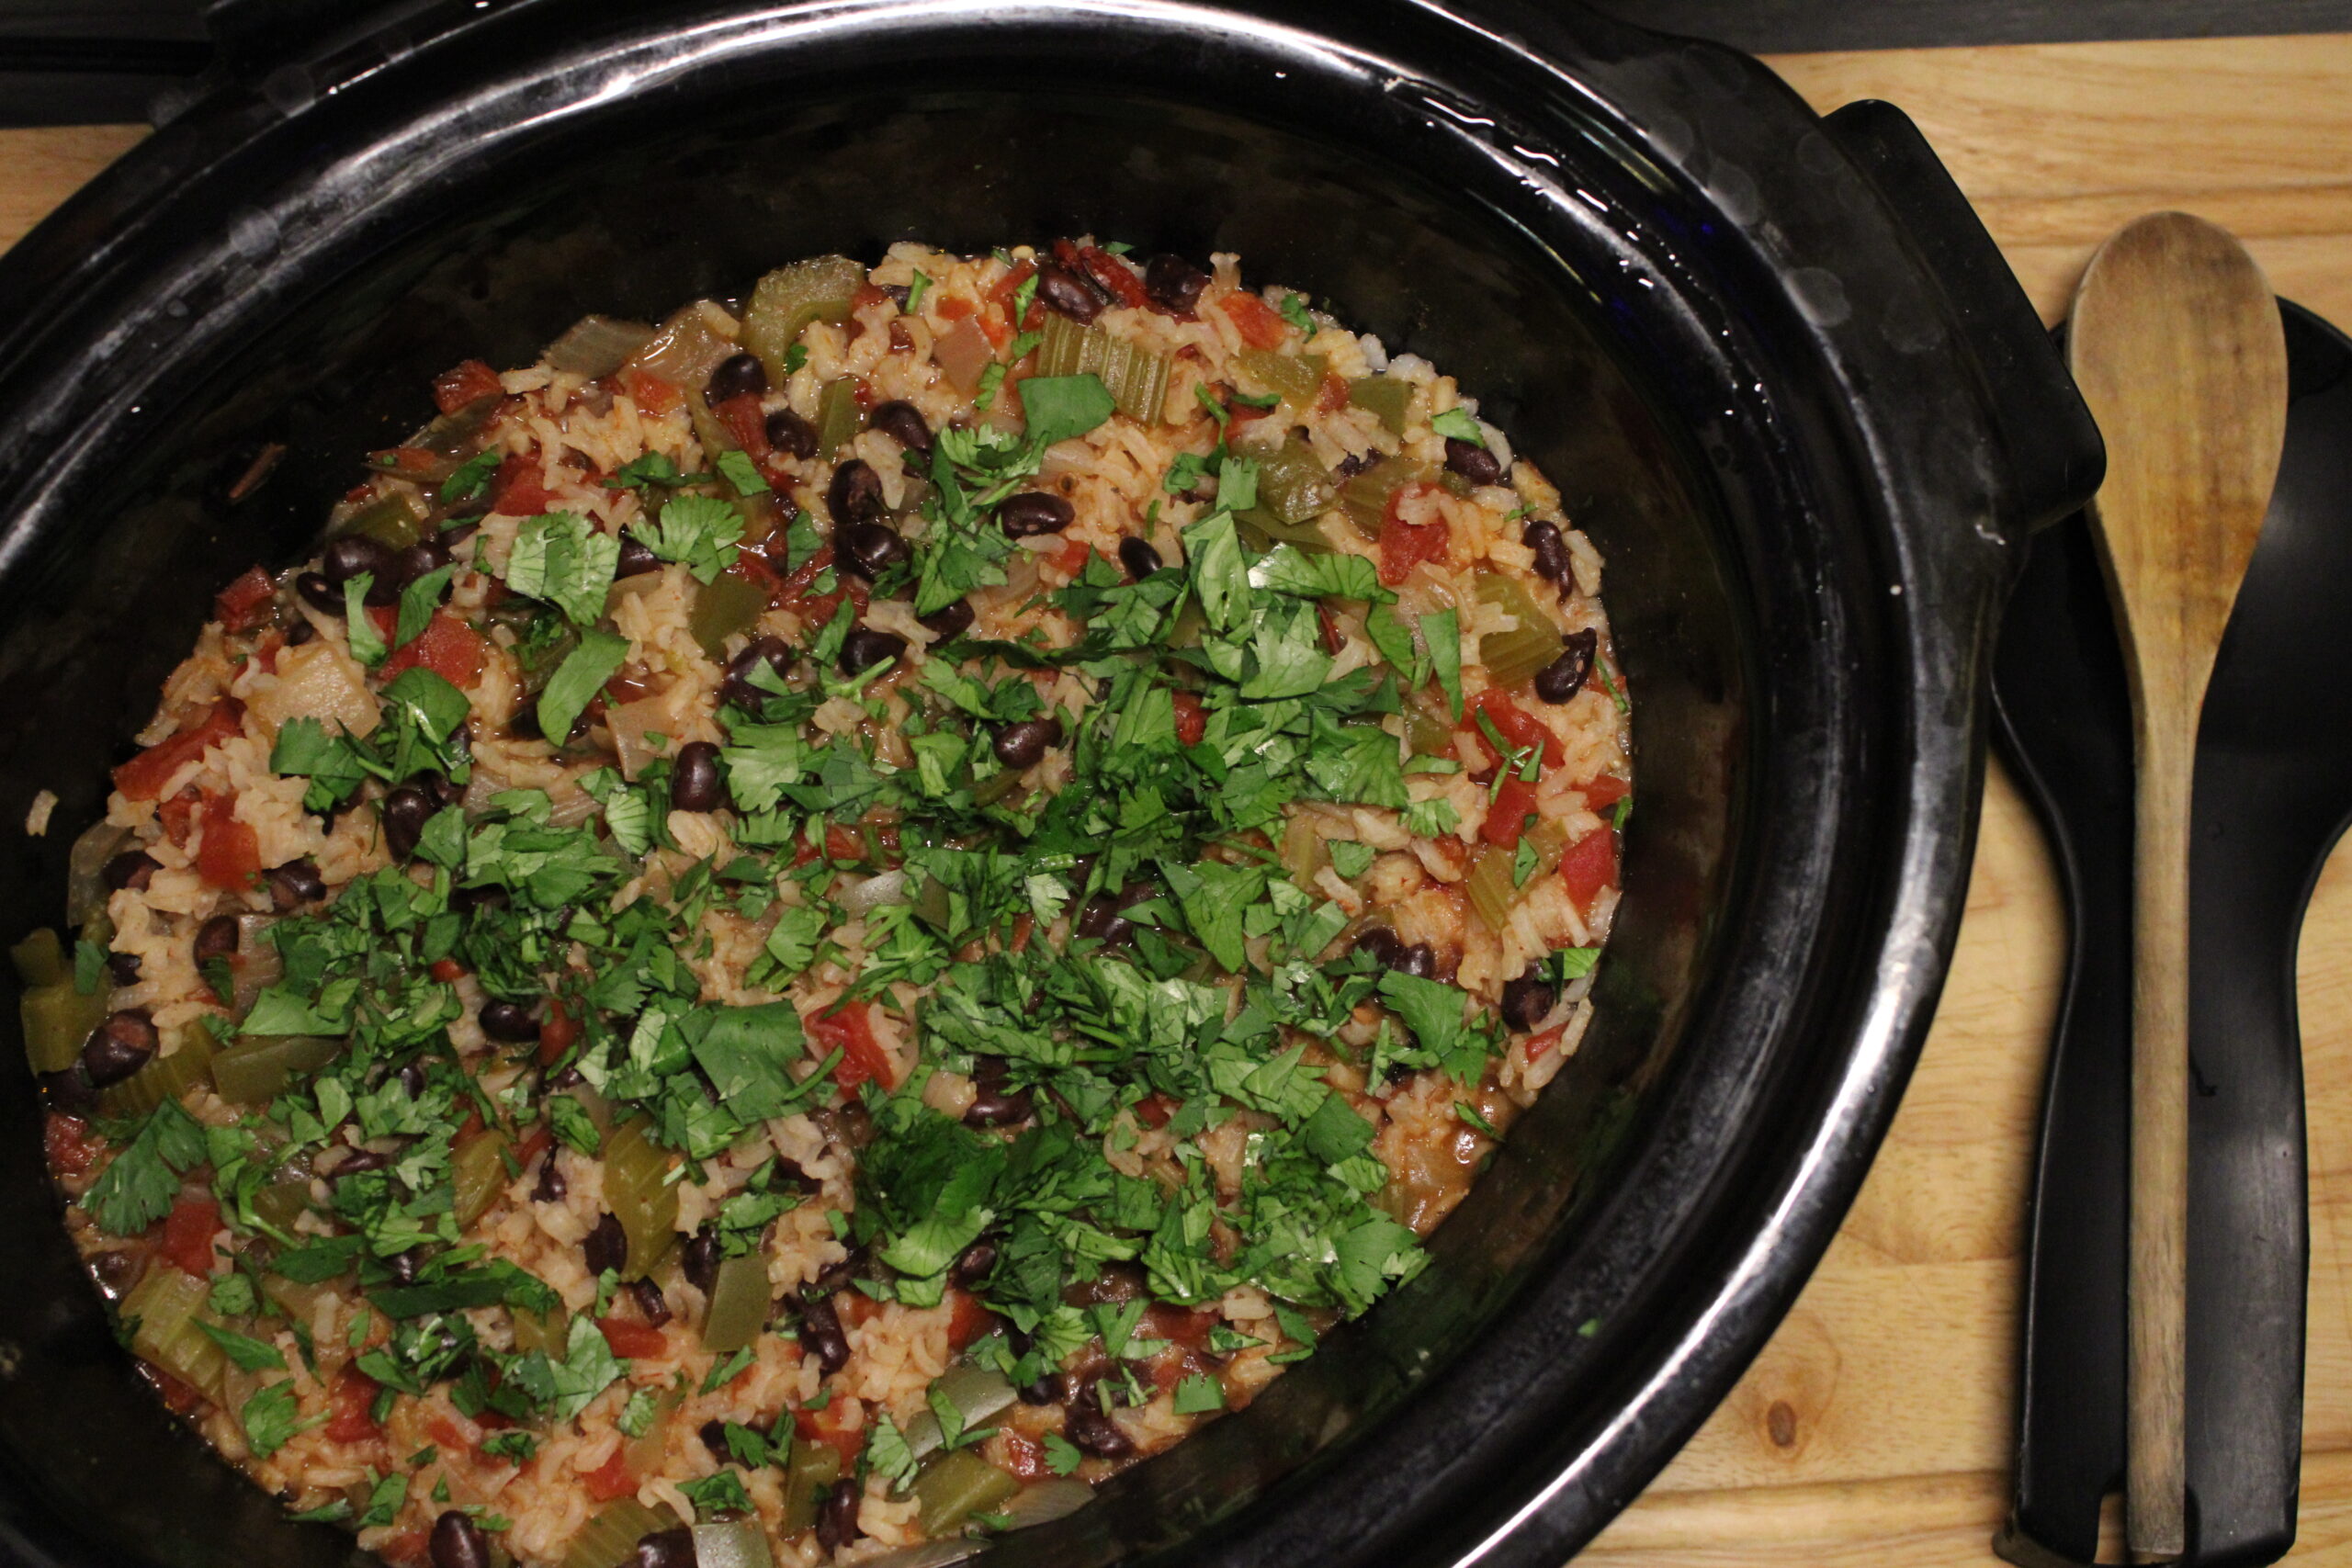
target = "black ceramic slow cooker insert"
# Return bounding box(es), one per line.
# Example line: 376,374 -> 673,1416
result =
0,3 -> 2102,1566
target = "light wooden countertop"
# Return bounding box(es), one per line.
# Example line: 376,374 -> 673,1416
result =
2,30 -> 2348,1565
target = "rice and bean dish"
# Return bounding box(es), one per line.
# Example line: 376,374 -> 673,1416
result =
15,240 -> 1629,1568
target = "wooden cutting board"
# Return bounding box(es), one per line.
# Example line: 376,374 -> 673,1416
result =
1,30 -> 2348,1566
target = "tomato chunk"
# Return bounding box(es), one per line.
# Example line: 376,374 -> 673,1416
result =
194,793 -> 261,890
1462,689 -> 1565,773
1582,773 -> 1631,811
945,1289 -> 996,1351
380,612 -> 488,688
1219,291 -> 1290,350
597,1317 -> 668,1359
535,1001 -> 577,1067
1480,773 -> 1541,849
325,1368 -> 384,1443
161,1198 -> 220,1277
620,367 -> 681,416
1077,244 -> 1150,310
1172,692 -> 1207,749
795,1401 -> 865,1465
434,359 -> 503,414
1376,508 -> 1450,588
582,1446 -> 637,1502
213,567 -> 277,634
1558,828 -> 1618,912
44,1112 -> 100,1179
113,700 -> 243,802
808,999 -> 894,1092
489,454 -> 557,517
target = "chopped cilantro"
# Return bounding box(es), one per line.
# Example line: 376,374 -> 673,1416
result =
85,1099 -> 208,1235
502,511 -> 620,627
637,494 -> 745,584
198,1320 -> 288,1373
1430,408 -> 1485,446
440,447 -> 502,503
681,1471 -> 753,1519
241,1381 -> 320,1459
1042,1432 -> 1084,1475
535,629 -> 629,751
344,575 -> 387,666
1172,1372 -> 1227,1415
715,449 -> 769,498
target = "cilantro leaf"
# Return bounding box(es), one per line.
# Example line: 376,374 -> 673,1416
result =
241,1380 -> 320,1459
1172,1372 -> 1227,1415
85,1099 -> 208,1235
715,449 -> 769,498
393,564 -> 457,649
865,1413 -> 920,1490
1249,545 -> 1387,603
1421,609 -> 1463,719
510,1313 -> 625,1422
535,630 -> 629,751
639,494 -> 746,584
1430,407 -> 1485,447
1017,374 -> 1117,449
547,1095 -> 602,1156
198,1320 -> 288,1373
502,512 -> 619,627
690,1002 -> 809,1122
1182,511 -> 1250,633
344,575 -> 387,666
1043,1431 -> 1084,1475
1276,291 -> 1314,334
681,1471 -> 753,1519
440,447 -> 501,503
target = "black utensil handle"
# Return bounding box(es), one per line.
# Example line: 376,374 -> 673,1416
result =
1821,98 -> 2104,539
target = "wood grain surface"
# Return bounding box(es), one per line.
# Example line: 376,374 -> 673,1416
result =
0,31 -> 2346,1566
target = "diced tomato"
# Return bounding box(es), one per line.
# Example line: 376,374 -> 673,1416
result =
790,825 -> 869,869
249,629 -> 286,676
1135,1092 -> 1175,1130
160,1198 -> 220,1278
1480,773 -> 1541,849
945,1289 -> 995,1352
1376,502 -> 1450,589
715,392 -> 772,460
113,700 -> 243,802
1314,373 -> 1351,414
1020,300 -> 1046,333
489,454 -> 557,517
194,793 -> 261,890
978,308 -> 1012,349
1001,1430 -> 1047,1482
582,1446 -> 637,1502
380,612 -> 489,688
1219,292 -> 1290,350
325,1368 -> 385,1444
434,359 -> 503,414
213,566 -> 277,634
1582,773 -> 1631,810
768,547 -> 867,625
377,1531 -> 431,1568
936,294 -> 975,321
429,957 -> 469,982
427,1415 -> 470,1451
1525,1021 -> 1568,1058
794,1402 -> 865,1466
1053,537 -> 1092,577
1172,692 -> 1206,748
1076,245 -> 1149,310
597,1317 -> 668,1359
535,1001 -> 576,1067
808,999 -> 894,1092
1462,689 -> 1565,773
620,367 -> 681,416
1557,828 -> 1618,912
157,787 -> 200,847
1316,603 -> 1344,656
44,1113 -> 101,1179
988,260 -> 1037,302
833,1290 -> 881,1332
1143,1303 -> 1218,1349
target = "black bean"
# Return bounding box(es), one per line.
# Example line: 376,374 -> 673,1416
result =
40,1067 -> 96,1112
1352,926 -> 1403,968
430,1509 -> 489,1568
629,1279 -> 672,1328
952,1237 -> 999,1289
381,784 -> 433,861
827,458 -> 885,528
89,1248 -> 141,1295
706,352 -> 767,406
918,599 -> 974,641
103,850 -> 160,893
682,1229 -> 720,1294
765,407 -> 818,460
1034,263 -> 1103,324
838,626 -> 905,677
385,1247 -> 421,1286
1500,966 -> 1558,1032
1117,536 -> 1163,581
452,883 -> 509,915
1332,451 -> 1374,481
1143,254 -> 1210,316
964,1055 -> 1034,1128
80,1010 -> 156,1086
671,740 -> 726,813
1019,1371 -> 1066,1406
322,534 -> 394,587
868,400 -> 933,457
1064,1383 -> 1135,1459
816,1478 -> 863,1552
719,636 -> 793,709
193,915 -> 239,964
107,951 -> 141,986
798,1291 -> 851,1375
532,1154 -> 566,1204
615,530 -> 660,579
286,620 -> 316,647
991,717 -> 1062,771
998,491 -> 1074,538
1521,517 -> 1570,584
266,858 -> 325,910
416,770 -> 467,811
396,1061 -> 426,1099
583,1213 -> 628,1277
479,999 -> 539,1043
395,536 -> 454,594
1396,942 -> 1436,979
699,1419 -> 731,1461
837,521 -> 909,581
1536,627 -> 1600,705
296,571 -> 345,616
1073,894 -> 1134,948
633,1526 -> 696,1568
1443,435 -> 1503,487
331,1147 -> 394,1178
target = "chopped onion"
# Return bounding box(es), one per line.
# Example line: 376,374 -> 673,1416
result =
545,314 -> 656,378
64,817 -> 130,926
838,868 -> 911,916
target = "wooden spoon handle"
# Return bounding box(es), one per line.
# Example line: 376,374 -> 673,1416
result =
2128,705 -> 2195,1556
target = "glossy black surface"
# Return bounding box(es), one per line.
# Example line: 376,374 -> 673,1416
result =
1996,300 -> 2352,1566
0,4 -> 2097,1566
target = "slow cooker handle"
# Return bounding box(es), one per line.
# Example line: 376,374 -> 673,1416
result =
1819,98 -> 2105,536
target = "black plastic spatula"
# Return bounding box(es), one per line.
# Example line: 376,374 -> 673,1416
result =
1995,299 -> 2352,1566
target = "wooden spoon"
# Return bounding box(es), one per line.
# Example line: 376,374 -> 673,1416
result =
2068,211 -> 2289,1559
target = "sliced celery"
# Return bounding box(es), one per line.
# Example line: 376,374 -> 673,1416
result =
1237,347 -> 1328,410
342,491 -> 431,552
123,1266 -> 228,1403
11,926 -> 66,987
1404,706 -> 1453,758
511,1303 -> 569,1356
1035,313 -> 1174,424
20,977 -> 106,1075
700,1251 -> 771,1355
778,1438 -> 841,1535
97,1020 -> 220,1119
559,1498 -> 681,1568
1474,573 -> 1564,691
814,378 -> 865,459
689,1524 -> 775,1568
451,1128 -> 513,1230
742,256 -> 865,384
910,1448 -> 1019,1534
211,1034 -> 342,1105
605,1119 -> 680,1280
1281,814 -> 1327,891
1465,846 -> 1520,933
623,1388 -> 679,1477
262,1269 -> 338,1323
1346,376 -> 1413,434
1239,435 -> 1337,529
901,1364 -> 1017,1461
1338,455 -> 1435,539
546,316 -> 656,378
689,573 -> 769,659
